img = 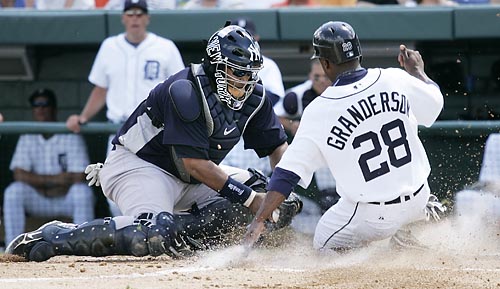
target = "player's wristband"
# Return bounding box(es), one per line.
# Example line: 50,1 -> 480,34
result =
243,190 -> 257,207
219,177 -> 254,207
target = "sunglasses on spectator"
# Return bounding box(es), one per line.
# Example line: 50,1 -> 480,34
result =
31,100 -> 51,108
125,10 -> 145,16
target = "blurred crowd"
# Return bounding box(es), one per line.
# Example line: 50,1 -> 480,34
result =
0,0 -> 498,9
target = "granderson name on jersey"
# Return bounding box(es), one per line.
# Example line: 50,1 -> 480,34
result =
327,91 -> 410,150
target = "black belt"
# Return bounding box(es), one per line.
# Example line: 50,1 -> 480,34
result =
368,184 -> 424,205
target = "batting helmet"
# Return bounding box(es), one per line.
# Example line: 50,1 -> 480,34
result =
311,21 -> 362,64
203,23 -> 263,110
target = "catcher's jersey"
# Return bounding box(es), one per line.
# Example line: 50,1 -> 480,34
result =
277,68 -> 444,203
89,32 -> 184,123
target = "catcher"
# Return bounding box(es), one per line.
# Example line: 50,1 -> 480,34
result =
6,23 -> 302,262
6,166 -> 302,261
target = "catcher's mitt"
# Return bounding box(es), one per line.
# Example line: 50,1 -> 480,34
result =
266,192 -> 303,231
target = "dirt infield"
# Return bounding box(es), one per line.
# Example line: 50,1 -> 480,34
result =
0,219 -> 498,289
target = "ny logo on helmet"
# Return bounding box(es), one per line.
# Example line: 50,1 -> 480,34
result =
247,43 -> 260,62
207,36 -> 222,64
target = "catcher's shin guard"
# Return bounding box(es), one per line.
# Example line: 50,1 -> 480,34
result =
7,212 -> 179,262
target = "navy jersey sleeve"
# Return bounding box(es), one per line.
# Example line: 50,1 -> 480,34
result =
243,96 -> 287,158
148,71 -> 210,158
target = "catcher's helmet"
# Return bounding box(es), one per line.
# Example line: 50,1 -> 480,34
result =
204,23 -> 263,110
311,21 -> 362,64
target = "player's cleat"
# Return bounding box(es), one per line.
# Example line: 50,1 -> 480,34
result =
5,220 -> 70,262
389,228 -> 428,251
166,234 -> 206,258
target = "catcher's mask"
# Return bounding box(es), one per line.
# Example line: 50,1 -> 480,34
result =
204,23 -> 263,110
311,21 -> 362,65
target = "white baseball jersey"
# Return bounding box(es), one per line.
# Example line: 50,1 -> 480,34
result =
10,134 -> 90,173
277,68 -> 444,203
89,32 -> 184,123
259,55 -> 285,99
274,80 -> 312,118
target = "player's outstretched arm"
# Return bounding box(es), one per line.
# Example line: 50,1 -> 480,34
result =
243,190 -> 286,248
398,45 -> 432,84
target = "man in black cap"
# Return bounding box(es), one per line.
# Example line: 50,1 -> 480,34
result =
123,0 -> 148,12
66,0 -> 184,137
66,0 -> 184,216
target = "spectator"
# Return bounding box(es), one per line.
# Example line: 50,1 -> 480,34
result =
0,112 -> 3,122
25,0 -> 95,9
232,0 -> 284,8
415,0 -> 457,6
181,0 -> 245,9
221,17 -> 286,176
276,59 -> 330,137
0,0 -> 26,7
356,0 -> 401,5
95,0 -> 108,8
272,0 -> 314,7
66,0 -> 184,136
105,0 -> 176,10
65,0 -> 184,215
313,0 -> 356,5
2,88 -> 94,245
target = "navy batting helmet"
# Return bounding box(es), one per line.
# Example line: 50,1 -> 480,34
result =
204,23 -> 263,110
311,21 -> 362,64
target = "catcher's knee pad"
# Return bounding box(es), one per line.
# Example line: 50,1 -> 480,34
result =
145,212 -> 177,256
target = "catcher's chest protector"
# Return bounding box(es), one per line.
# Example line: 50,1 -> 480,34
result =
193,66 -> 265,164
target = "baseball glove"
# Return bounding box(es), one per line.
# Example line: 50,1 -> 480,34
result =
266,192 -> 303,231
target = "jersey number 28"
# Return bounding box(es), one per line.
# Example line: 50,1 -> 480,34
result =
352,119 -> 412,182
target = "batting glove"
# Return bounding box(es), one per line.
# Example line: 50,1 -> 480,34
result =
85,162 -> 103,187
424,194 -> 447,222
